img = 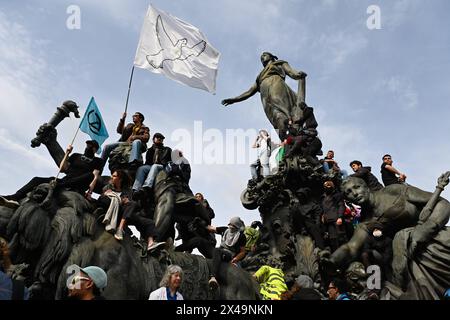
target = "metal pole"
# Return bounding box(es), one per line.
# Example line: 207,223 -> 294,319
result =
124,66 -> 135,114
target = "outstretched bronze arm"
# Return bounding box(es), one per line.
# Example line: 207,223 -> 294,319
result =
221,83 -> 258,106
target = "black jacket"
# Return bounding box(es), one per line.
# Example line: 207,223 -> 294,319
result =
166,162 -> 191,184
322,191 -> 345,223
351,166 -> 383,191
145,144 -> 172,166
363,235 -> 393,265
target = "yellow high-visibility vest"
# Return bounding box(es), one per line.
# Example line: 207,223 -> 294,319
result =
254,266 -> 288,300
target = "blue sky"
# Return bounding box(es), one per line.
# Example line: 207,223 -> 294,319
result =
1,0 -> 450,229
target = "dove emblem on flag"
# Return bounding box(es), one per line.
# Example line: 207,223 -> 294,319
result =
146,15 -> 207,69
134,5 -> 220,93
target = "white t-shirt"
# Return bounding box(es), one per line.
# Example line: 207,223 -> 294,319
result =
257,138 -> 270,163
148,287 -> 184,300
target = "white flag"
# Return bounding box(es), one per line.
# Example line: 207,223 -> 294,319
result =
134,5 -> 220,93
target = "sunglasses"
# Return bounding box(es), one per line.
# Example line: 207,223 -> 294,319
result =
71,276 -> 90,285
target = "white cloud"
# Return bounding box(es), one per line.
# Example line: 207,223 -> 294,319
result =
382,76 -> 419,111
0,129 -> 54,170
312,31 -> 368,75
73,0 -> 143,31
0,11 -> 49,137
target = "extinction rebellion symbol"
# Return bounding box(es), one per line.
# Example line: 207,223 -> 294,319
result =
87,110 -> 102,134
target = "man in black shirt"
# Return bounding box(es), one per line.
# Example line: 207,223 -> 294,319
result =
380,154 -> 407,187
1,140 -> 103,204
349,160 -> 383,191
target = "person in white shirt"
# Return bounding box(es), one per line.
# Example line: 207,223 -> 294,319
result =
250,130 -> 271,179
149,265 -> 184,300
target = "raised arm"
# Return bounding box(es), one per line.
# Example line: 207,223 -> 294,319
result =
85,169 -> 101,199
221,83 -> 258,106
252,136 -> 260,148
282,62 -> 307,80
384,164 -> 407,181
116,112 -> 126,134
59,144 -> 73,173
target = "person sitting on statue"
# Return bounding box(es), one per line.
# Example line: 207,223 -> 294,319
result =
321,181 -> 346,253
323,176 -> 450,272
206,217 -> 247,289
132,133 -> 172,199
101,111 -> 150,167
283,107 -> 323,170
222,52 -> 307,141
321,150 -> 348,178
250,130 -> 271,180
97,170 -> 131,232
114,194 -> 165,252
284,104 -> 317,154
349,160 -> 383,192
380,154 -> 407,187
1,140 -> 103,206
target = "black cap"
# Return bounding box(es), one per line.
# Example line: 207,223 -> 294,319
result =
86,140 -> 100,150
153,133 -> 165,140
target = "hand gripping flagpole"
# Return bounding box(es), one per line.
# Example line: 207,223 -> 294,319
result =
54,110 -> 87,181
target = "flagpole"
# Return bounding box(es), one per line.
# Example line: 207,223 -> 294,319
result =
54,104 -> 88,180
124,66 -> 135,114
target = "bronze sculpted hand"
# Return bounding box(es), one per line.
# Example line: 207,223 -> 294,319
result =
221,98 -> 236,106
437,171 -> 450,190
298,71 -> 307,79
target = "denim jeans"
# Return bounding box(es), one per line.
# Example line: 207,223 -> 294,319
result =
132,164 -> 164,190
250,160 -> 270,179
101,140 -> 143,163
323,162 -> 348,179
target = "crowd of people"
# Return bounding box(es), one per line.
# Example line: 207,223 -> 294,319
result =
1,112 -> 447,301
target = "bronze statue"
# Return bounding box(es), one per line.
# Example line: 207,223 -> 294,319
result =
222,52 -> 307,139
324,176 -> 450,272
31,101 -> 80,167
152,169 -> 210,241
389,172 -> 450,300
